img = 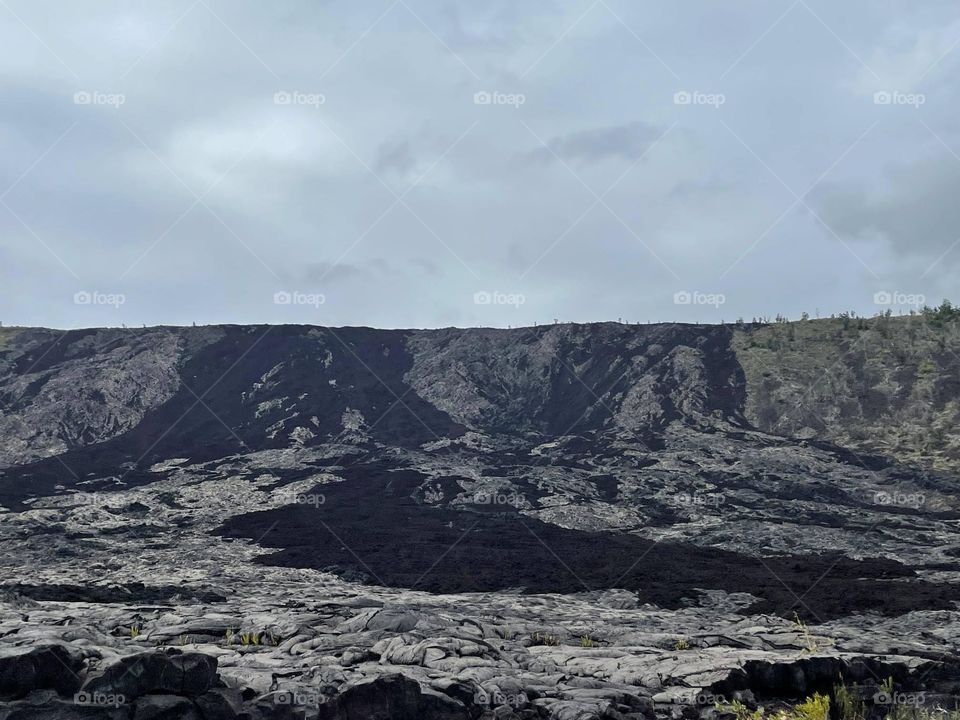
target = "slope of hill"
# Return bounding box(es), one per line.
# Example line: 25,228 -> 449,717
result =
734,313 -> 960,472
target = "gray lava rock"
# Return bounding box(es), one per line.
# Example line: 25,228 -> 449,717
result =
0,646 -> 85,700
193,688 -> 243,720
315,673 -> 471,720
81,650 -> 218,700
132,694 -> 200,720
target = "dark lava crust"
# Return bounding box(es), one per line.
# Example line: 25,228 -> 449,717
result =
217,465 -> 955,621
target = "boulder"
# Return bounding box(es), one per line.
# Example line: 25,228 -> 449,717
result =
315,673 -> 471,720
247,691 -> 312,720
81,650 -> 218,700
132,694 -> 201,720
0,646 -> 86,699
336,608 -> 420,634
193,688 -> 243,720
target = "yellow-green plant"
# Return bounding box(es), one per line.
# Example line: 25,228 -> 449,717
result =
580,635 -> 596,648
721,693 -> 830,720
531,631 -> 560,646
793,613 -> 819,653
224,628 -> 235,645
876,678 -> 918,720
129,624 -> 142,639
833,678 -> 866,720
240,631 -> 261,646
674,638 -> 691,651
788,692 -> 830,720
905,710 -> 960,720
719,699 -> 764,720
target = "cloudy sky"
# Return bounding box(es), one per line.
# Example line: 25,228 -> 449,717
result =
1,0 -> 959,328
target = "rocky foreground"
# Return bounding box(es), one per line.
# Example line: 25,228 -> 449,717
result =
0,319 -> 958,718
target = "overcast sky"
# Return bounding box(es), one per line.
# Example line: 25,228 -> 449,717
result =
2,0 -> 959,328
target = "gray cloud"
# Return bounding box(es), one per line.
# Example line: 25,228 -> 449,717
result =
819,155 -> 960,265
375,138 -> 416,176
527,122 -> 662,166
300,261 -> 368,286
1,0 -> 959,329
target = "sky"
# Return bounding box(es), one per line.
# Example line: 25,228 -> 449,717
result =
1,0 -> 959,329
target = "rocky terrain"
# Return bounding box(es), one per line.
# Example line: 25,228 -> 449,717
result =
0,317 -> 959,719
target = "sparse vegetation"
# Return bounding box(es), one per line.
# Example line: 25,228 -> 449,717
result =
793,613 -> 819,653
0,328 -> 21,352
720,680 -> 960,720
780,693 -> 830,720
240,631 -> 261,646
719,693 -> 829,720
222,628 -> 275,647
733,311 -> 960,474
892,710 -> 960,720
580,634 -> 596,648
129,623 -> 142,639
530,631 -> 560,646
833,678 -> 866,720
921,300 -> 960,328
720,698 -> 764,720
674,637 -> 691,651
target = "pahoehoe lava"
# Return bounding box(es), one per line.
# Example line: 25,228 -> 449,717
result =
217,465 -> 954,621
